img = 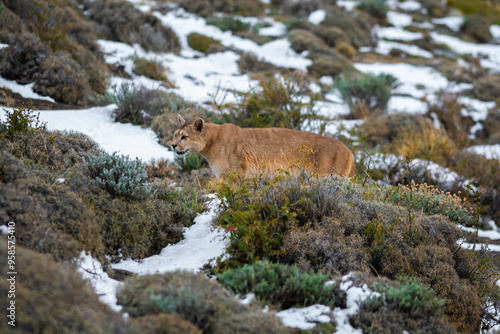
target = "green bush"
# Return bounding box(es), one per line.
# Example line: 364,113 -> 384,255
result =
351,277 -> 454,333
366,277 -> 445,317
334,74 -> 398,116
2,103 -> 46,138
206,16 -> 250,33
175,152 -> 209,174
187,33 -> 225,54
85,151 -> 153,200
218,260 -> 341,308
357,0 -> 389,19
225,72 -> 318,130
117,271 -> 288,334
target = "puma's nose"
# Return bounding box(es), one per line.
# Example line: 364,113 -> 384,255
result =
172,144 -> 177,149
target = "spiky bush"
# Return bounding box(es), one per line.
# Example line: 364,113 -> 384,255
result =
84,152 -> 152,200
217,260 -> 342,309
334,74 -> 398,116
2,103 -> 46,138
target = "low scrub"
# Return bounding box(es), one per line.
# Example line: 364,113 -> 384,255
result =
213,171 -> 499,332
109,82 -> 191,125
224,72 -> 318,130
357,0 -> 389,20
117,271 -> 288,334
85,151 -> 153,200
218,260 -> 344,309
0,240 -> 127,333
351,277 -> 455,333
133,57 -> 168,83
334,74 -> 399,117
187,33 -> 225,54
86,0 -> 180,53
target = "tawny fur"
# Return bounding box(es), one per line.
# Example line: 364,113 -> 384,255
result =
171,116 -> 357,179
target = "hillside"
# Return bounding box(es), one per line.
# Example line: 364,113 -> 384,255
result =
1,0 -> 500,333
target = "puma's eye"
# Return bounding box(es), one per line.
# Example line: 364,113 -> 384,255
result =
181,136 -> 187,140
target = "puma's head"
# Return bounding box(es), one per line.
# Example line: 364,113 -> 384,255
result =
171,115 -> 206,156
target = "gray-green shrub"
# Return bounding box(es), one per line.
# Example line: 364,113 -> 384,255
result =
217,260 -> 342,308
85,152 -> 152,200
334,73 -> 398,116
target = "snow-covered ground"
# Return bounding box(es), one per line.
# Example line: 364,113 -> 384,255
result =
2,0 -> 500,331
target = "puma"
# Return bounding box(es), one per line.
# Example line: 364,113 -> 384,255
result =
172,115 -> 358,179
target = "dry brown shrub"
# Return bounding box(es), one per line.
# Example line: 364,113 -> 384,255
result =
33,52 -> 89,104
473,74 -> 500,101
187,32 -> 226,54
336,41 -> 356,59
282,218 -> 370,275
0,240 -> 126,334
288,28 -> 328,54
462,14 -> 492,43
312,25 -> 350,48
128,314 -> 202,334
133,57 -> 168,82
238,52 -> 277,74
321,6 -> 376,48
426,92 -> 475,148
0,152 -> 104,261
145,158 -> 179,179
307,53 -> 352,78
360,112 -> 456,165
484,107 -> 500,144
88,0 -> 180,53
213,0 -> 265,16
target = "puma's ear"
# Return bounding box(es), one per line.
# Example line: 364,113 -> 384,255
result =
177,115 -> 186,126
193,118 -> 204,132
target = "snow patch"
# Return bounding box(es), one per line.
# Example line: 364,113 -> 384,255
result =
432,17 -> 464,32
112,196 -> 229,274
276,305 -> 332,330
0,77 -> 56,103
467,144 -> 500,160
387,11 -> 412,27
308,9 -> 326,25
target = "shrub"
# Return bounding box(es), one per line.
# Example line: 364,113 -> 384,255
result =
175,152 -> 209,174
307,54 -> 352,78
0,29 -> 49,84
128,314 -> 202,334
321,5 -> 376,48
426,91 -> 474,148
473,74 -> 500,101
206,16 -> 250,33
133,57 -> 168,83
187,33 -> 225,54
313,25 -> 350,48
145,158 -> 178,179
385,181 -> 473,224
282,218 -> 370,275
237,52 -> 276,74
334,74 -> 399,116
85,152 -> 153,200
350,277 -> 455,333
213,172 -> 495,331
117,271 -> 288,334
357,0 -> 389,20
87,0 -> 180,53
461,14 -> 492,43
1,103 -> 46,138
109,83 -> 189,125
288,28 -> 327,54
225,72 -> 318,130
335,41 -> 356,59
33,52 -> 88,104
217,260 -> 343,309
0,152 -> 104,261
0,240 -> 127,333
1,128 -> 102,173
